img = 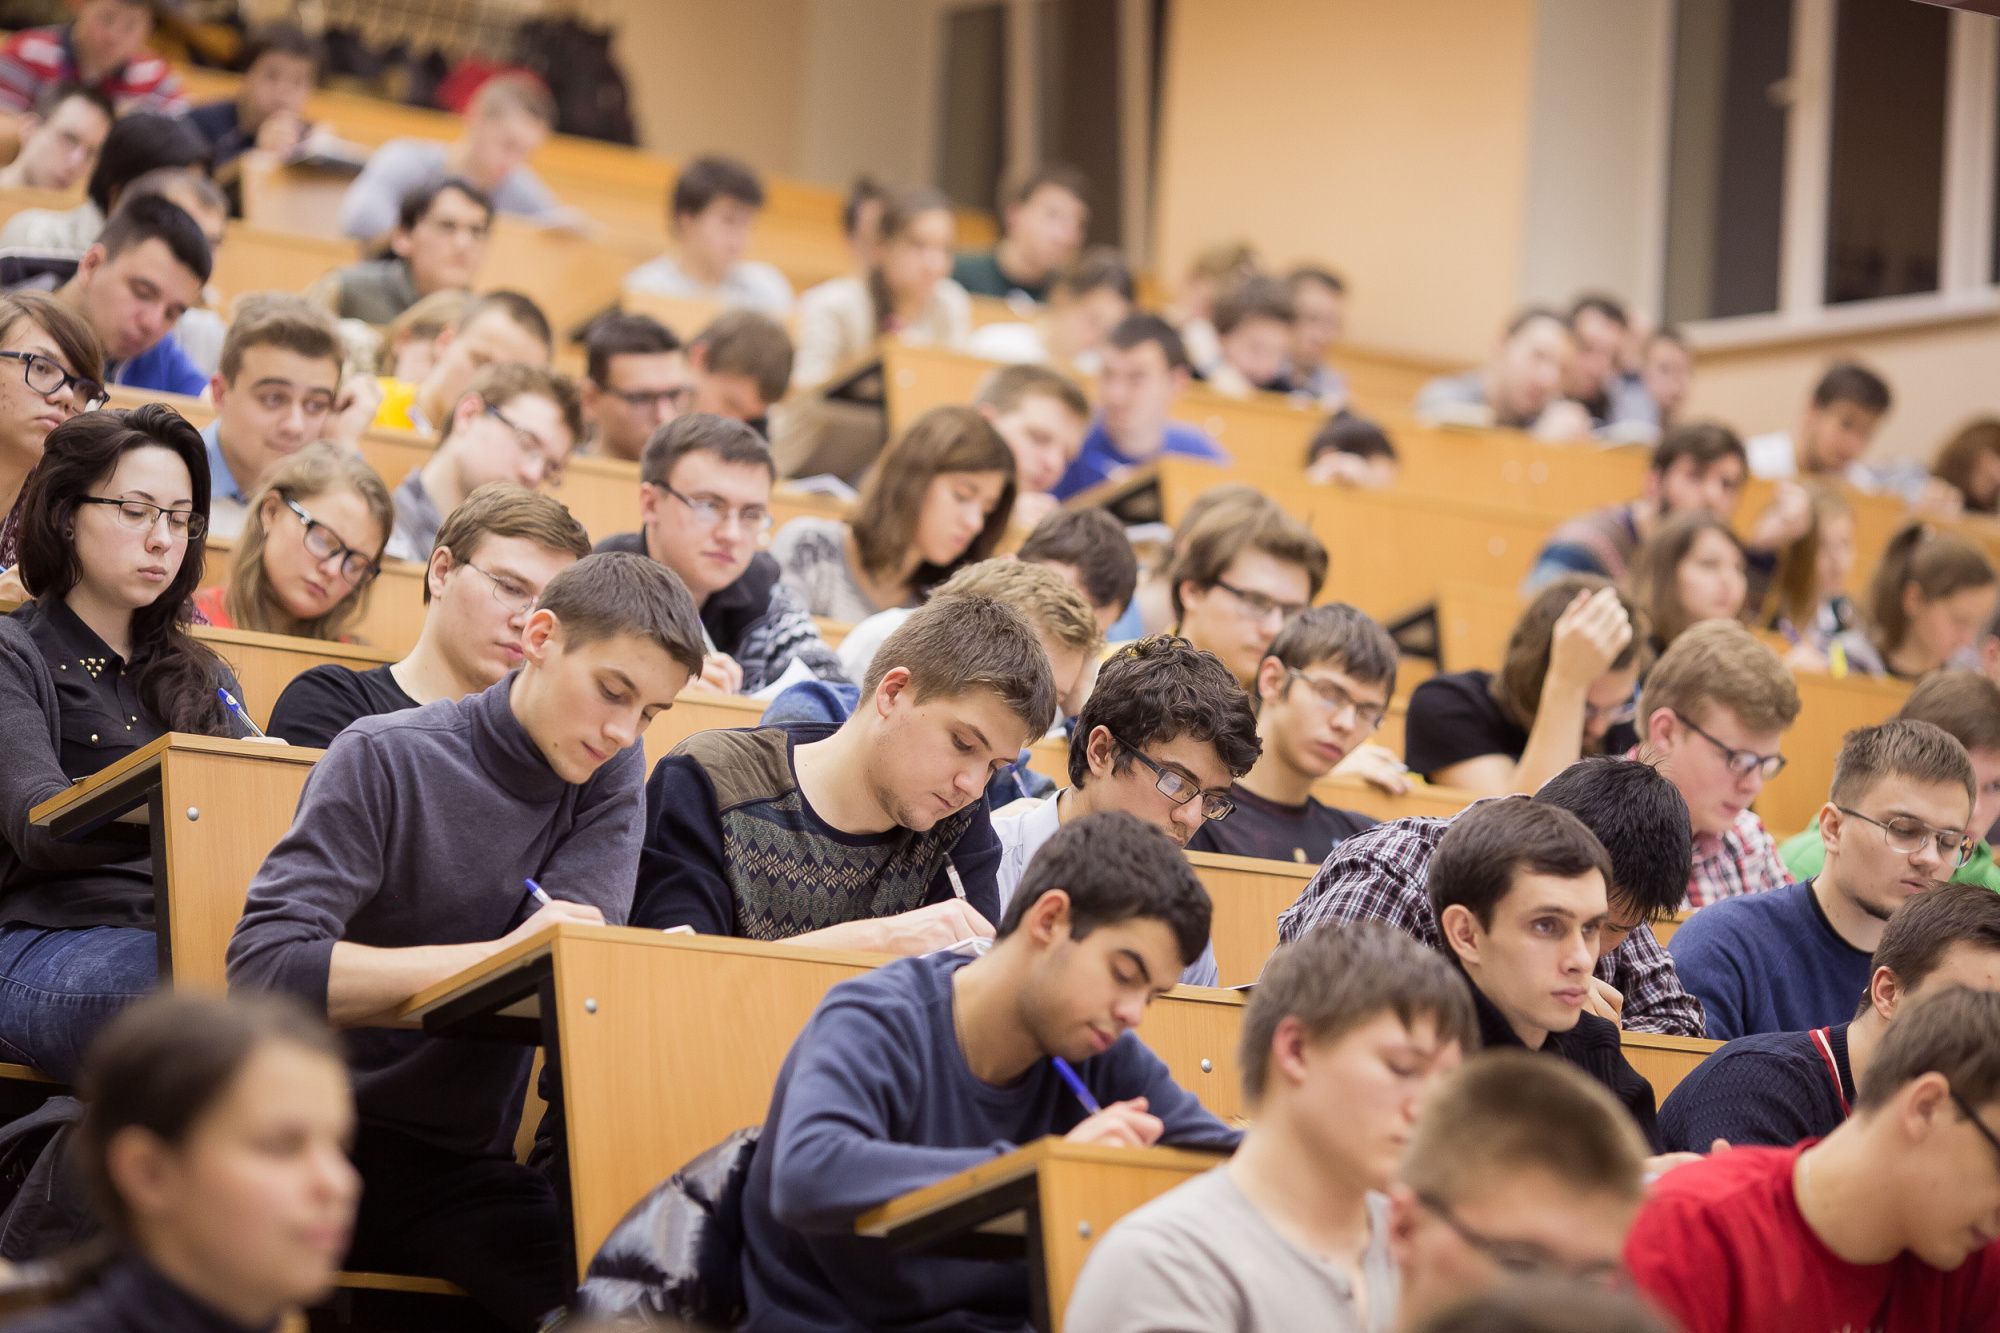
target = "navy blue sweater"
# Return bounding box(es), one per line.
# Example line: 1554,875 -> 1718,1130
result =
1667,879 -> 1873,1040
1658,1022 -> 1854,1153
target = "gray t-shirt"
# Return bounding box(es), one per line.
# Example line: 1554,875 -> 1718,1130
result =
339,138 -> 562,240
1064,1167 -> 1398,1333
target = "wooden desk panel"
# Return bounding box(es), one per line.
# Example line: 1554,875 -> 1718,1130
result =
1188,851 -> 1313,987
1621,1031 -> 1721,1104
1754,669 -> 1911,836
193,625 -> 395,729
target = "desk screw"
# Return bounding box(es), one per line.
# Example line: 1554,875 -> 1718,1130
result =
185,807 -> 199,822
1200,1058 -> 1213,1073
1077,1221 -> 1092,1239
583,998 -> 598,1014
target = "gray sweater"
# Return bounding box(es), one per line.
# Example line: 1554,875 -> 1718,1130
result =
226,674 -> 643,1159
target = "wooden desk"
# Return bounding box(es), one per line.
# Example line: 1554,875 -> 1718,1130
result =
642,690 -> 766,771
203,538 -> 429,659
27,735 -> 321,990
855,1138 -> 1225,1333
192,625 -> 395,729
1621,1031 -> 1721,1103
1755,669 -> 1911,836
1188,851 -> 1313,987
398,924 -> 1246,1274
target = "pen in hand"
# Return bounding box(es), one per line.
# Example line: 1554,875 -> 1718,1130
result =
524,877 -> 554,909
217,687 -> 268,739
1051,1056 -> 1102,1116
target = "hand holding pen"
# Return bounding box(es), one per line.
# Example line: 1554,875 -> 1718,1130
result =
1054,1056 -> 1164,1148
503,877 -> 604,946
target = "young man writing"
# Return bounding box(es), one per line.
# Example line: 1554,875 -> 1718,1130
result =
311,178 -> 493,325
1414,307 -> 1586,440
623,155 -> 793,315
579,313 -> 690,462
1672,719 -> 1975,1040
384,361 -> 582,561
372,289 -> 554,435
1428,796 -> 1662,1145
227,553 -> 705,1329
268,483 -> 591,748
633,591 -> 1056,952
596,413 -> 845,693
201,295 -> 346,539
1064,923 -> 1476,1332
53,193 -> 209,397
973,362 -> 1092,530
1278,757 -> 1704,1039
1660,881 -> 2000,1152
740,810 -> 1239,1330
1626,986 -> 2000,1332
1188,603 -> 1397,865
1167,495 -> 1327,689
951,162 -> 1090,303
0,84 -> 110,192
1050,314 -> 1230,500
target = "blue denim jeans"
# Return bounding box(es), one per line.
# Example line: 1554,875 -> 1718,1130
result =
0,925 -> 157,1082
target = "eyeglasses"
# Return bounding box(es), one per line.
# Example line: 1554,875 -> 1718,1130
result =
1584,690 -> 1640,728
1415,1191 -> 1623,1286
1950,1089 -> 2000,1169
1212,578 -> 1307,624
1286,668 -> 1386,732
76,496 -> 204,539
485,403 -> 567,485
656,481 -> 773,535
610,384 -> 696,413
465,561 -> 536,617
282,496 -> 378,586
1111,733 -> 1234,821
0,349 -> 106,412
1672,710 -> 1787,780
1834,806 -> 1974,868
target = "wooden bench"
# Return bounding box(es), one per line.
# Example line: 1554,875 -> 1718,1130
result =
1621,1031 -> 1722,1102
1189,851 -> 1312,987
1754,669 -> 1912,836
192,624 -> 395,729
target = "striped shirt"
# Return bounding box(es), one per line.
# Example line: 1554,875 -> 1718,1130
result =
0,26 -> 183,115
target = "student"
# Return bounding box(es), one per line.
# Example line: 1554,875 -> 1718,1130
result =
1561,293 -> 1630,429
1187,603 -> 1395,865
1827,522 -> 1998,680
1168,240 -> 1259,377
338,74 -> 570,241
1626,986 -> 2000,1332
951,162 -> 1090,302
0,84 -> 112,192
1203,274 -> 1296,398
683,309 -> 793,430
1628,512 -> 1749,652
738,809 -> 1239,1330
1931,418 -> 2000,515
1659,881 -> 2000,1153
1050,314 -> 1229,500
973,362 -> 1091,529
1783,672 -> 2000,893
1064,923 -> 1477,1333
1166,490 -> 1328,689
200,294 -> 345,540
1404,576 -> 1645,795
268,483 -> 590,749
597,413 -> 845,693
1744,360 -> 1894,484
769,404 -> 1015,620
841,173 -> 887,272
1633,325 -> 1694,432
1389,1053 -> 1649,1329
1408,1282 -> 1671,1333
1414,308 -> 1586,440
1427,796 -> 1662,1145
185,23 -> 316,173
1529,421 -> 1751,589
622,154 -> 793,315
791,186 -> 970,389
0,0 -> 184,117
384,361 -> 581,562
372,288 -> 554,435
1277,756 -> 1704,1039
579,312 -> 689,463
52,194 -> 210,398
1671,719 -> 1975,1039
379,288 -> 469,383
227,553 -> 704,1328
310,178 -> 493,325
193,443 -> 390,640
0,112 -> 207,253
0,405 -> 247,1081
1014,504 -> 1139,634
0,992 -> 358,1333
965,246 -> 1134,374
0,291 -> 106,569
633,591 -> 1055,948
1769,482 -> 1858,652
1280,265 -> 1348,406
1306,409 -> 1399,488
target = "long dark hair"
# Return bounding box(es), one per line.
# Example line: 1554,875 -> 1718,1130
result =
16,404 -> 229,733
866,186 -> 954,334
850,405 -> 1016,598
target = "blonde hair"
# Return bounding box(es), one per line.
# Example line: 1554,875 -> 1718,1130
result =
1768,482 -> 1851,631
929,558 -> 1103,660
1637,619 -> 1800,735
226,443 -> 393,640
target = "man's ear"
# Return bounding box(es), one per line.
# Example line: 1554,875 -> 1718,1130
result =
388,227 -> 414,261
1643,706 -> 1677,752
1025,887 -> 1071,945
638,480 -> 661,526
76,244 -> 107,282
871,665 -> 912,719
686,342 -> 710,375
1819,801 -> 1846,858
1868,964 -> 1904,1022
207,372 -> 228,408
1268,1014 -> 1311,1089
519,607 -> 559,664
1254,655 -> 1287,703
1438,902 -> 1481,964
425,545 -> 454,601
1897,1071 -> 1953,1144
1083,724 -> 1117,780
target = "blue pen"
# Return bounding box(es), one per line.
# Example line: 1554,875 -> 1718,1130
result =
524,877 -> 554,909
216,687 -> 268,739
1050,1056 -> 1101,1116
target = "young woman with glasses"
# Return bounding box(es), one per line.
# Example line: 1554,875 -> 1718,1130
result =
0,290 -> 108,572
194,442 -> 392,641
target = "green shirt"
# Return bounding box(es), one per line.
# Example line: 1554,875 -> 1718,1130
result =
1778,819 -> 2000,894
951,250 -> 1050,302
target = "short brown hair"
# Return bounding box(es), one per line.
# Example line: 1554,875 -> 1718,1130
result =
1932,418 -> 2000,514
458,290 -> 553,355
639,412 -> 773,488
1266,602 -> 1398,692
860,592 -> 1058,738
1212,274 -> 1296,336
974,362 -> 1089,421
1629,511 -> 1748,647
1855,985 -> 2000,1112
1493,576 -> 1649,731
1828,718 -> 1976,810
535,551 -> 704,674
1637,619 -> 1800,735
442,362 -> 583,449
928,559 -> 1101,660
1865,523 -> 1997,658
1427,796 -> 1613,930
1897,671 -> 2000,756
1016,508 -> 1139,617
1002,161 -> 1090,212
218,294 -> 343,385
1167,494 -> 1327,620
1398,1050 -> 1648,1206
426,482 -> 590,603
1241,922 -> 1476,1104
1650,420 -> 1746,480
1864,883 -> 2000,1020
691,310 -> 793,408
851,406 -> 1016,596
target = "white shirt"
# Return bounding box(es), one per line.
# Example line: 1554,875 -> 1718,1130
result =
622,254 -> 794,317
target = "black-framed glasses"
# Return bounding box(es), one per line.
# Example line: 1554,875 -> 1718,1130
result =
282,496 -> 379,586
656,481 -> 773,535
1673,709 -> 1787,780
1112,733 -> 1234,821
76,496 -> 204,539
1415,1191 -> 1623,1286
486,403 -> 567,485
466,561 -> 536,617
0,349 -> 106,413
609,384 -> 695,413
1950,1089 -> 2000,1168
1212,578 -> 1306,624
1834,806 -> 1975,868
1286,668 -> 1387,732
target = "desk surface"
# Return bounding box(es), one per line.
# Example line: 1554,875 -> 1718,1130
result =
27,733 -> 321,837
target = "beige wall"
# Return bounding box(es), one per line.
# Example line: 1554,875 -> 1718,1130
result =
1152,0 -> 1538,362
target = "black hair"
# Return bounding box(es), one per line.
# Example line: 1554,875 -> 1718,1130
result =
671,155 -> 765,221
395,176 -> 493,233
587,312 -> 682,387
1105,314 -> 1190,374
1069,635 -> 1261,788
998,810 -> 1212,967
1534,758 -> 1693,922
239,21 -> 320,71
1307,410 -> 1397,465
85,113 -> 209,217
1427,796 -> 1614,930
95,193 -> 213,285
639,412 -> 773,487
1016,507 -> 1139,616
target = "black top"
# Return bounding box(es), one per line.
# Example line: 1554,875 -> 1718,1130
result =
1403,668 -> 1636,781
184,100 -> 254,169
1657,1022 -> 1854,1153
1466,964 -> 1662,1151
1186,784 -> 1374,865
2,1254 -> 277,1332
267,662 -> 417,750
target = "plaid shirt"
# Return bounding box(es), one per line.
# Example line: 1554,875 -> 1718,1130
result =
1685,807 -> 1791,910
1275,807 -> 1707,1038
